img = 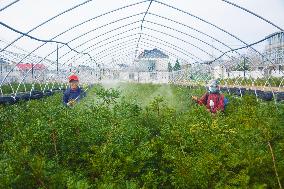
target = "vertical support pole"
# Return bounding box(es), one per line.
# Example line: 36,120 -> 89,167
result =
0,59 -> 3,75
243,56 -> 246,79
31,63 -> 34,79
56,44 -> 59,75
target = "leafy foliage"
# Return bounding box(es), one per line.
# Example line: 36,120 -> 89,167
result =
0,84 -> 283,188
220,77 -> 283,87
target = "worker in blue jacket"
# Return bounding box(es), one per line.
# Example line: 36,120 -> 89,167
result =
63,74 -> 86,107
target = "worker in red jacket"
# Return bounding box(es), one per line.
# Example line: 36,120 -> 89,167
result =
192,80 -> 225,113
63,74 -> 86,107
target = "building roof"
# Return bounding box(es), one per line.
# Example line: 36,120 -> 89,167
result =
17,63 -> 45,70
138,48 -> 169,59
0,58 -> 6,64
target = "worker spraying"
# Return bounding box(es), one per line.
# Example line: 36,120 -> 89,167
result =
63,74 -> 86,107
192,79 -> 227,113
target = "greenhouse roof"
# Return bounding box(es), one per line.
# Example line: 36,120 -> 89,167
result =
0,0 -> 283,88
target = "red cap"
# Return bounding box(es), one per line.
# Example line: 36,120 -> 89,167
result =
68,74 -> 79,82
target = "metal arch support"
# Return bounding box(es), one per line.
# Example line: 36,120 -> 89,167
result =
143,26 -> 225,59
53,13 -> 240,70
0,22 -> 83,55
93,45 -> 192,68
50,13 -> 252,76
153,0 -> 255,45
64,26 -> 207,64
76,33 -> 201,64
21,37 -> 139,83
221,0 -> 283,31
58,17 -> 144,59
141,27 -> 240,73
59,21 -> 143,60
58,19 -> 232,66
42,11 -> 243,68
91,40 -> 191,63
72,21 -> 229,64
0,1 -> 151,87
97,49 -> 139,64
64,32 -> 141,65
93,40 -> 140,58
19,14 -> 146,78
79,40 -> 194,67
1,0 -> 95,52
5,39 -> 195,92
140,34 -> 202,61
100,35 -> 202,62
0,0 -> 259,84
135,0 -> 154,54
143,13 -> 254,66
61,26 -> 140,63
208,31 -> 284,75
1,0 -> 282,89
69,24 -> 211,64
96,51 -> 137,67
138,42 -> 192,64
69,35 -> 200,66
143,21 -> 227,56
16,38 -> 138,84
81,40 -> 139,64
152,0 -> 281,70
0,0 -> 21,12
0,0 -> 149,52
148,12 -> 234,51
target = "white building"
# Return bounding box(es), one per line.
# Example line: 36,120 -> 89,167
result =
263,31 -> 284,68
212,32 -> 284,79
124,48 -> 170,83
0,58 -> 19,83
76,65 -> 99,83
135,48 -> 169,71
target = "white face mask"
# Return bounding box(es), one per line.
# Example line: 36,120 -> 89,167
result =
209,86 -> 218,93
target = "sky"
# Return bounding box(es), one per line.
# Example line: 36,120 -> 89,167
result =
0,0 -> 283,69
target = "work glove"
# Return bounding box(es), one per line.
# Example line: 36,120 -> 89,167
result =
67,99 -> 76,107
191,96 -> 198,101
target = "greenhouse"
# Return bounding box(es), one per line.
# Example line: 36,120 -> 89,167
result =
0,0 -> 284,188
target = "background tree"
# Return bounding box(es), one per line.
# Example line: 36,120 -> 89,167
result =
173,59 -> 181,71
233,57 -> 250,71
168,62 -> 173,72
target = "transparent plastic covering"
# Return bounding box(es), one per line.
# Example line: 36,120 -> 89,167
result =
0,0 -> 283,101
